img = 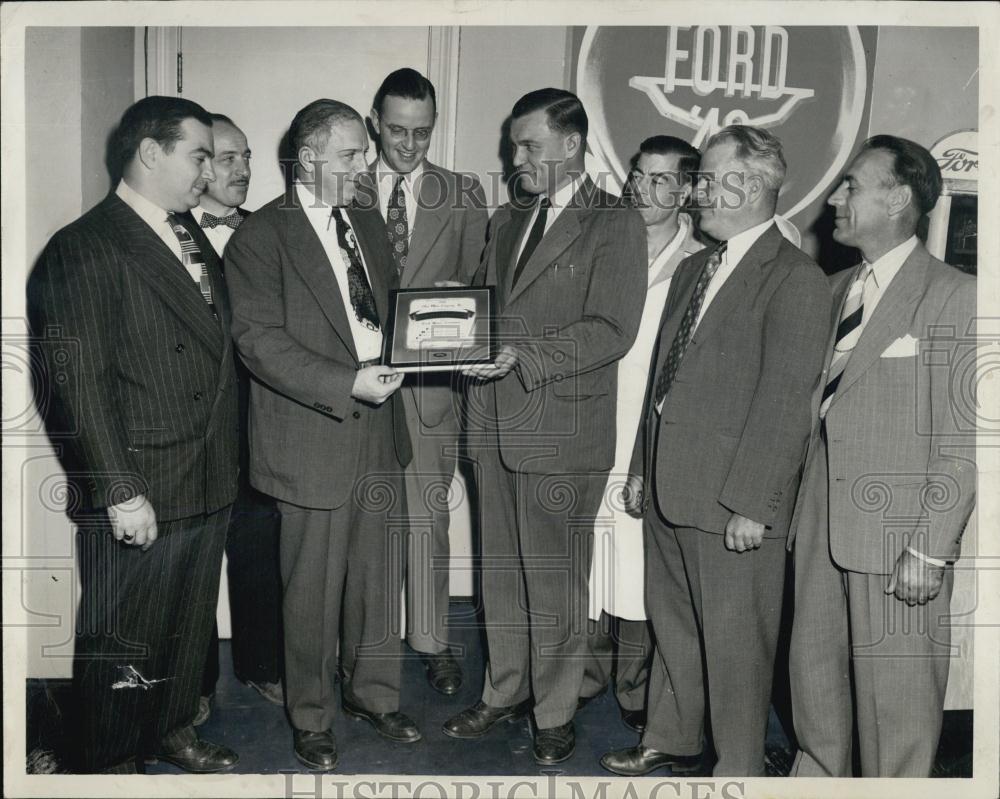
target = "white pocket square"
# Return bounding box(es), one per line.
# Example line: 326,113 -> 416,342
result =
880,334 -> 919,358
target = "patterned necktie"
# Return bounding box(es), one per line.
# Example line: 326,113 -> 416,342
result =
819,262 -> 873,419
512,196 -> 551,286
200,210 -> 243,230
385,175 -> 409,278
330,209 -> 380,331
653,242 -> 727,406
167,214 -> 216,317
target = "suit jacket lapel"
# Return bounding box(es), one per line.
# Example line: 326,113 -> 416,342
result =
102,195 -> 224,356
830,246 -> 928,406
405,164 -> 450,288
649,248 -> 706,380
494,206 -> 530,309
284,203 -> 359,362
505,190 -> 586,306
691,224 -> 784,347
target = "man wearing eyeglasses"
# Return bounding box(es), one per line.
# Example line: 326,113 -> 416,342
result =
363,67 -> 489,697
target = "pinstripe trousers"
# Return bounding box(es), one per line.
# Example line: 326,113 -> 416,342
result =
72,507 -> 229,772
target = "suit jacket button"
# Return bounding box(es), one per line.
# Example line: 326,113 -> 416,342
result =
353,411 -> 361,419
175,343 -> 185,352
193,391 -> 203,400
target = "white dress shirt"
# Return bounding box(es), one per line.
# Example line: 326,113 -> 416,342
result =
191,205 -> 238,258
857,234 -> 918,328
115,179 -> 196,275
513,175 -> 585,267
295,181 -> 383,361
376,156 -> 423,235
694,216 -> 775,331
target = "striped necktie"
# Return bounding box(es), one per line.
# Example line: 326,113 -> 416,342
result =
385,175 -> 409,278
653,242 -> 726,407
167,214 -> 216,317
819,262 -> 873,419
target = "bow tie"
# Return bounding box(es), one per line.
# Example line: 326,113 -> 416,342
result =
200,211 -> 243,230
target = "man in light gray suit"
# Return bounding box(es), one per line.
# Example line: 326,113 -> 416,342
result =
602,125 -> 831,777
788,135 -> 976,777
361,68 -> 489,696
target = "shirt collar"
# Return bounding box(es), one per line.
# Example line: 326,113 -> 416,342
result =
377,155 -> 424,192
116,179 -> 172,230
867,235 -> 918,289
295,180 -> 348,230
542,173 -> 585,212
722,216 -> 775,268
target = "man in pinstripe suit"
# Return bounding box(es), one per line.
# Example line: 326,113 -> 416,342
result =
28,96 -> 240,774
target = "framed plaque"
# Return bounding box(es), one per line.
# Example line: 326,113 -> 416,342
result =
382,285 -> 497,372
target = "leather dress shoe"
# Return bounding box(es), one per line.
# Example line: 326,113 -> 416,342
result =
600,745 -> 702,776
442,699 -> 532,739
342,698 -> 421,743
293,729 -> 338,771
533,721 -> 575,765
423,651 -> 462,695
146,738 -> 238,773
621,707 -> 646,733
247,679 -> 284,706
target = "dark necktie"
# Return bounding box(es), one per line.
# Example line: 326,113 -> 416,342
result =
653,242 -> 727,406
330,209 -> 380,331
199,210 -> 243,230
819,261 -> 873,419
512,196 -> 551,286
385,175 -> 409,278
167,213 -> 217,317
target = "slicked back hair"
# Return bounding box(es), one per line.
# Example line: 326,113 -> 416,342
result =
373,68 -> 437,115
638,135 -> 701,186
112,95 -> 213,174
511,88 -> 588,148
288,99 -> 364,158
862,134 -> 943,216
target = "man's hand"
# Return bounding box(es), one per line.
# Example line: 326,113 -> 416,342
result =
724,512 -> 765,553
460,345 -> 517,380
108,494 -> 158,551
622,474 -> 645,518
885,548 -> 946,606
351,365 -> 404,405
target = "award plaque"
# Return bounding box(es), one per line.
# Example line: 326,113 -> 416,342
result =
382,286 -> 497,372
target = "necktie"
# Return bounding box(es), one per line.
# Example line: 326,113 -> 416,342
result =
653,242 -> 727,406
167,214 -> 216,317
199,210 -> 243,230
385,175 -> 409,278
819,262 -> 873,419
330,209 -> 380,332
512,196 -> 551,286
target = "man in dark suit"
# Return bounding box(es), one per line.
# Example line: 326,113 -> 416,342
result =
442,88 -> 647,765
362,68 -> 489,695
225,99 -> 417,772
27,95 -> 240,774
188,114 -> 285,723
602,125 -> 831,777
788,136 -> 976,777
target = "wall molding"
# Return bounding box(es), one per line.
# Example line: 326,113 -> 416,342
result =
136,26 -> 180,99
426,26 -> 461,171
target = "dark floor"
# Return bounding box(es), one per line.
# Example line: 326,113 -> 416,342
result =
27,601 -> 972,777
